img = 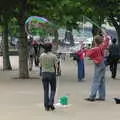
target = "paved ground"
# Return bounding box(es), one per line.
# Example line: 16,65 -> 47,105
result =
0,56 -> 120,120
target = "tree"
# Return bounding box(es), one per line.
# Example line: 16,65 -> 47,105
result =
79,0 -> 106,36
13,0 -> 29,78
51,0 -> 84,46
13,0 -> 64,78
0,1 -> 18,70
105,0 -> 120,46
81,0 -> 120,45
0,16 -> 12,70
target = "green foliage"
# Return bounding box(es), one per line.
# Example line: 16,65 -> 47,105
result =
0,0 -> 119,34
8,18 -> 20,37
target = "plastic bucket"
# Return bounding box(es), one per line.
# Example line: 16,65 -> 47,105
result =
59,96 -> 68,105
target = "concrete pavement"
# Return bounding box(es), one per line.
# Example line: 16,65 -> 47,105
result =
0,56 -> 120,120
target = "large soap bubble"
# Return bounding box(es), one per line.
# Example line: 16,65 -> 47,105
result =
25,16 -> 55,37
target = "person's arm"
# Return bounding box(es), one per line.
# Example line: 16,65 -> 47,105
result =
99,35 -> 110,50
76,50 -> 82,56
39,55 -> 42,68
108,45 -> 112,54
85,47 -> 96,58
54,56 -> 58,73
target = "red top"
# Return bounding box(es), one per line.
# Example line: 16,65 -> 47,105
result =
85,36 -> 109,64
76,50 -> 84,60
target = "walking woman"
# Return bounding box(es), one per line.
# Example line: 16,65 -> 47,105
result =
39,43 -> 58,111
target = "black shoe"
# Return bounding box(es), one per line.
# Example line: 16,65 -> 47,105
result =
45,106 -> 50,111
49,105 -> 55,111
85,98 -> 95,102
114,98 -> 120,104
57,72 -> 61,76
112,75 -> 116,79
112,77 -> 116,79
95,98 -> 105,101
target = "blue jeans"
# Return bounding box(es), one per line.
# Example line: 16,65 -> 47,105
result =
77,59 -> 85,81
42,72 -> 56,108
89,61 -> 106,99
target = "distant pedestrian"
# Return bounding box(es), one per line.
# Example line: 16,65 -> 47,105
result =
28,37 -> 35,71
32,40 -> 39,66
75,41 -> 85,81
109,38 -> 120,79
56,53 -> 61,76
39,43 -> 58,111
76,49 -> 85,81
85,35 -> 109,101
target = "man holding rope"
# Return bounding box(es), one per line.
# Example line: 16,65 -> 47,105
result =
85,33 -> 110,101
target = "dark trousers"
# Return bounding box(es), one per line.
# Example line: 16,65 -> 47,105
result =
109,56 -> 119,78
42,72 -> 56,108
34,55 -> 39,66
33,46 -> 39,66
57,61 -> 61,76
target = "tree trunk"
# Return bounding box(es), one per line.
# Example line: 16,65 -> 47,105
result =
91,25 -> 100,47
91,15 -> 104,36
17,6 -> 29,78
16,0 -> 29,78
2,20 -> 12,70
64,27 -> 74,46
109,16 -> 120,49
91,16 -> 103,47
92,25 -> 100,36
53,30 -> 58,43
53,30 -> 58,51
18,20 -> 29,78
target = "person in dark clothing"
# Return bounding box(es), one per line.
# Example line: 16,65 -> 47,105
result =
32,40 -> 39,66
109,38 -> 120,79
28,36 -> 35,71
56,53 -> 61,76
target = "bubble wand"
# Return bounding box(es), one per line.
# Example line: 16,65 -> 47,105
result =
84,16 -> 107,35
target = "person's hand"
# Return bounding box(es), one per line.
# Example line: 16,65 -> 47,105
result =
82,48 -> 88,54
101,28 -> 108,36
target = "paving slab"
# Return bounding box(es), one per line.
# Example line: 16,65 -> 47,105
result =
0,56 -> 120,120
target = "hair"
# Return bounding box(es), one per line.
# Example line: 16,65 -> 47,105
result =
112,38 -> 117,44
44,43 -> 52,53
94,35 -> 103,45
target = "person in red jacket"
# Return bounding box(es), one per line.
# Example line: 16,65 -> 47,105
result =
85,34 -> 109,101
